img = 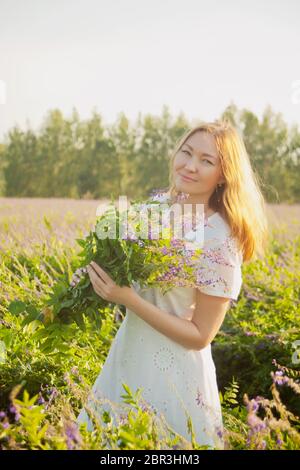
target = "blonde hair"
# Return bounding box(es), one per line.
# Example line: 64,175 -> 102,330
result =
168,119 -> 269,262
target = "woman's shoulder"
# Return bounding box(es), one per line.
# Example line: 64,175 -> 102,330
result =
202,213 -> 243,267
193,213 -> 243,300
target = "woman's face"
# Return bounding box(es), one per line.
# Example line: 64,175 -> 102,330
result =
173,131 -> 225,201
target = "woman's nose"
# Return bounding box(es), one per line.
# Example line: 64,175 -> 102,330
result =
184,155 -> 198,172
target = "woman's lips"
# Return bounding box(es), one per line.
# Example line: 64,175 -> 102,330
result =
179,174 -> 197,182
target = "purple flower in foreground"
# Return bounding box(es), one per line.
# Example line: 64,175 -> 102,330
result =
260,440 -> 267,449
119,412 -> 128,425
46,386 -> 58,398
65,421 -> 82,449
141,403 -> 149,413
37,395 -> 45,405
244,290 -> 261,301
161,246 -> 169,255
9,405 -> 17,414
246,398 -> 259,413
272,370 -> 289,386
265,333 -> 277,341
247,414 -> 267,433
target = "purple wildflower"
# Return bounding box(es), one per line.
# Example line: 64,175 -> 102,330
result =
9,405 -> 17,414
272,370 -> 289,386
141,403 -> 150,413
246,398 -> 259,413
37,395 -> 45,405
64,421 -> 82,449
265,333 -> 277,341
161,246 -> 168,255
247,414 -> 267,434
260,440 -> 267,449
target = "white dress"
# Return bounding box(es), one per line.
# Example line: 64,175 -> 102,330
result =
76,197 -> 243,449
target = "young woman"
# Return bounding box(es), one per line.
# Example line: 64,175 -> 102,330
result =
76,120 -> 269,449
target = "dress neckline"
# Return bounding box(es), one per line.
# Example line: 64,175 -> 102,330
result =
206,211 -> 219,221
192,210 -> 220,233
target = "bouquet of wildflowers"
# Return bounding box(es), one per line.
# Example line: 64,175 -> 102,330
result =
42,190 -> 203,330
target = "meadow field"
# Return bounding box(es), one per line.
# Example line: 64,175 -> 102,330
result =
0,197 -> 299,450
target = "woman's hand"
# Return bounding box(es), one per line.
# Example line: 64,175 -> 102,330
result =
86,260 -> 137,307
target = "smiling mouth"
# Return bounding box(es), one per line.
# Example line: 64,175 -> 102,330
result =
179,174 -> 197,182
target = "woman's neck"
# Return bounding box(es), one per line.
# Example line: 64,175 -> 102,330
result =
173,194 -> 214,218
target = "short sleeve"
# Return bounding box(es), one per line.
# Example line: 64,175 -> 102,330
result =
194,235 -> 243,300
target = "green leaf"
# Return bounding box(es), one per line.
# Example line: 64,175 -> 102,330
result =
8,300 -> 27,315
75,238 -> 86,248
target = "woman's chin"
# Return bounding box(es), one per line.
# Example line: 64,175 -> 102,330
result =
175,181 -> 193,192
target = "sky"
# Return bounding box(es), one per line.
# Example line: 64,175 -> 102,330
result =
0,0 -> 299,141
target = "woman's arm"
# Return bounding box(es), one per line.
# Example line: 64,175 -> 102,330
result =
87,260 -> 230,351
126,289 -> 230,351
125,293 -> 203,350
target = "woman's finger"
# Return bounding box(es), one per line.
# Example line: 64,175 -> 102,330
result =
88,265 -> 105,285
87,267 -> 102,290
88,263 -> 105,282
88,269 -> 107,299
90,261 -> 112,284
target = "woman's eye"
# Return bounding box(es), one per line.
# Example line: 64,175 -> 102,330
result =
182,150 -> 213,165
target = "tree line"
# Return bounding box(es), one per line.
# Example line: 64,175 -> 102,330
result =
0,103 -> 299,202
